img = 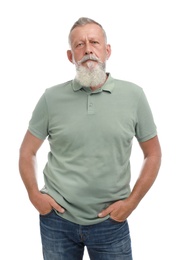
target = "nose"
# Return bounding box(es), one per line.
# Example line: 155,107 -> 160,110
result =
85,50 -> 93,55
85,51 -> 93,55
84,42 -> 93,55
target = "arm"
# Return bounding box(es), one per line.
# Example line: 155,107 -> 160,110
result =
19,130 -> 64,214
98,135 -> 162,221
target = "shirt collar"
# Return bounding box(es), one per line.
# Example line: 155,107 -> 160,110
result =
72,73 -> 115,94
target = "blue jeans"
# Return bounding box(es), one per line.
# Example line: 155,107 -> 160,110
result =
40,210 -> 133,260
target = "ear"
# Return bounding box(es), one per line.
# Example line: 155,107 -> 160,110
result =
106,44 -> 111,60
67,50 -> 74,63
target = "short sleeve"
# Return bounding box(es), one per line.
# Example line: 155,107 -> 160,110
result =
28,93 -> 49,140
135,89 -> 157,142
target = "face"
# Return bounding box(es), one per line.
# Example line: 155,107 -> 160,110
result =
67,23 -> 111,68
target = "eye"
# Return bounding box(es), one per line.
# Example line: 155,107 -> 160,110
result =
76,42 -> 84,48
91,41 -> 99,45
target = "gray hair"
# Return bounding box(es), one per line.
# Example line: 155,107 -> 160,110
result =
68,17 -> 107,46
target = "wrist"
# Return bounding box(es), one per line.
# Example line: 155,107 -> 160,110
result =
28,188 -> 41,202
126,195 -> 140,211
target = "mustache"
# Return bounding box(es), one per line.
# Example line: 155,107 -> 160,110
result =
77,54 -> 100,65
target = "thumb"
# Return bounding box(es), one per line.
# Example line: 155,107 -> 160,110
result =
98,206 -> 112,218
49,198 -> 65,213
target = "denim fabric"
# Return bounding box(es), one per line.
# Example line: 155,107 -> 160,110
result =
40,210 -> 133,260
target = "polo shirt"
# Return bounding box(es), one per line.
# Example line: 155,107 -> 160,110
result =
28,74 -> 157,225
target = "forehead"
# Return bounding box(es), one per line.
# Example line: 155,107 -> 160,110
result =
70,23 -> 105,42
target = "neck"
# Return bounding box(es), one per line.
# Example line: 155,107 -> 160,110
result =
90,74 -> 108,91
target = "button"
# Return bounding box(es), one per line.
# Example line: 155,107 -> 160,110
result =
87,95 -> 95,114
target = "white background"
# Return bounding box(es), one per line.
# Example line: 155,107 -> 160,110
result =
1,0 -> 184,259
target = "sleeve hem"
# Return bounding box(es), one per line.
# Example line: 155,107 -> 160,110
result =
136,131 -> 157,143
28,127 -> 47,141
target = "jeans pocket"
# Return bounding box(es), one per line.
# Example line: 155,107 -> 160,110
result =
109,217 -> 126,224
40,209 -> 54,217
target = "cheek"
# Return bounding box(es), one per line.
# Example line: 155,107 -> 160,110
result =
73,52 -> 84,63
96,47 -> 109,61
99,52 -> 109,62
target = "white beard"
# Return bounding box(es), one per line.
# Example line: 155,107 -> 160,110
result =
73,55 -> 107,87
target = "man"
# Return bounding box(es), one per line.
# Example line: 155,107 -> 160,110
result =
19,17 -> 161,260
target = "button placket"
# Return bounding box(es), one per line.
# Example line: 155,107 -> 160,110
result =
87,94 -> 95,114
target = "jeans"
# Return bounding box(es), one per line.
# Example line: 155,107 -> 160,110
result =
40,210 -> 133,260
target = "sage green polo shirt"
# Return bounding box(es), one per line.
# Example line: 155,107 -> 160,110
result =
28,74 -> 157,225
